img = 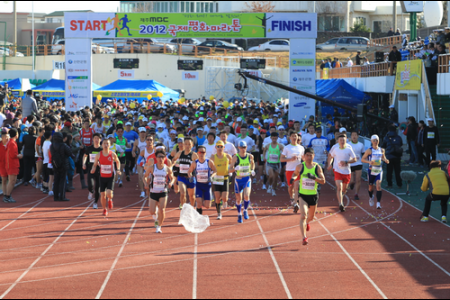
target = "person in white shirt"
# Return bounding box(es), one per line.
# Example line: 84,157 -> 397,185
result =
348,131 -> 365,201
281,132 -> 305,211
156,125 -> 169,143
212,130 -> 237,158
235,127 -> 256,153
224,125 -> 237,145
204,118 -> 213,133
327,133 -> 357,212
42,132 -> 54,196
263,126 -> 283,147
278,126 -> 289,145
203,132 -> 216,159
302,123 -> 316,148
91,116 -> 105,135
346,57 -> 353,67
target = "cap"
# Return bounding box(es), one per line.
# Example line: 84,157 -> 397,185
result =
182,116 -> 189,121
389,105 -> 395,108
339,128 -> 347,133
199,117 -> 205,122
170,130 -> 177,135
157,124 -> 164,128
139,127 -> 146,133
260,129 -> 267,134
125,122 -> 132,126
427,118 -> 434,122
238,141 -> 247,148
277,122 -> 282,126
264,119 -> 270,123
142,117 -> 148,122
149,123 -> 156,129
277,126 -> 285,130
371,135 -> 379,141
206,118 -> 212,121
107,134 -> 115,139
178,134 -> 185,139
216,140 -> 225,146
237,117 -> 242,122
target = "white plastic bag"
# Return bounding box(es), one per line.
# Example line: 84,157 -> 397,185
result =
178,204 -> 210,233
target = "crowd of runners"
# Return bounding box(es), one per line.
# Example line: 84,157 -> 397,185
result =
0,96 -> 415,246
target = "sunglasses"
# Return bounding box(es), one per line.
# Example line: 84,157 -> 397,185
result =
157,156 -> 165,159
147,139 -> 153,141
198,151 -> 206,154
216,146 -> 223,149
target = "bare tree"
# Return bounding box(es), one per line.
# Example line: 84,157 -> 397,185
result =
244,1 -> 276,12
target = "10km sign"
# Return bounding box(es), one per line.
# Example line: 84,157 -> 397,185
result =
182,72 -> 199,81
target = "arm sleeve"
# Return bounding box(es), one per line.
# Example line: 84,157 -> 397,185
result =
421,175 -> 429,192
32,100 -> 38,113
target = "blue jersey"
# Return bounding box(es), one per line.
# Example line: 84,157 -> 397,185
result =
308,136 -> 330,166
368,147 -> 383,176
122,130 -> 139,153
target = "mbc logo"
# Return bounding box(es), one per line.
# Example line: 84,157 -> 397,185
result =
69,94 -> 79,99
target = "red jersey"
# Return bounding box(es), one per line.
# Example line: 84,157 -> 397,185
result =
99,150 -> 114,178
148,153 -> 170,166
6,139 -> 19,170
81,128 -> 95,147
0,141 -> 8,168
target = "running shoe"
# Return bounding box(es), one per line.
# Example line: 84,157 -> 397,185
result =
369,196 -> 374,207
93,203 -> 98,209
306,223 -> 311,232
293,204 -> 299,214
140,191 -> 146,198
339,205 -> 345,212
179,204 -> 183,210
267,186 -> 272,194
88,192 -> 93,200
3,196 -> 9,203
156,226 -> 162,233
126,175 -> 130,182
30,179 -> 36,188
119,181 -> 123,187
442,216 -> 447,223
243,210 -> 249,220
376,202 -> 381,210
42,189 -> 48,194
36,183 -> 41,189
217,214 -> 222,220
253,178 -> 257,184
8,197 -> 16,203
48,191 -> 54,196
237,215 -> 243,224
354,194 -> 359,200
272,190 -> 276,196
420,216 -> 429,222
108,199 -> 113,210
103,209 -> 108,216
302,237 -> 308,246
349,183 -> 355,190
262,184 -> 267,190
281,182 -> 286,188
155,221 -> 159,228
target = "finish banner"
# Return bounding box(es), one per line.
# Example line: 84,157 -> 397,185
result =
65,12 -> 317,39
395,60 -> 422,90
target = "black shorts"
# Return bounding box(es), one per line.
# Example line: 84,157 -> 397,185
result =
119,156 -> 126,165
299,193 -> 319,208
150,192 -> 167,201
252,152 -> 260,164
100,177 -> 115,192
214,179 -> 229,193
351,165 -> 363,172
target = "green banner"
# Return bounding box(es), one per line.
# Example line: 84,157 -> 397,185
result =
112,13 -> 266,38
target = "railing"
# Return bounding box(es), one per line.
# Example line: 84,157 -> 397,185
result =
324,61 -> 397,79
438,53 -> 450,73
369,35 -> 409,48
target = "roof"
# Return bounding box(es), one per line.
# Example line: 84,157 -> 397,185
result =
45,10 -> 93,17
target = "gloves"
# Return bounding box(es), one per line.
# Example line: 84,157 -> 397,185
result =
251,171 -> 256,177
189,177 -> 194,183
307,173 -> 317,180
208,176 -> 212,183
289,178 -> 294,185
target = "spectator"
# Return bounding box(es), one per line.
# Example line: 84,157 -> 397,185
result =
346,57 -> 353,67
22,90 -> 38,118
324,58 -> 332,69
388,46 -> 402,62
356,51 -> 362,65
423,118 -> 440,168
394,28 -> 401,36
22,126 -> 37,186
332,58 -> 342,68
50,132 -> 74,202
319,60 -> 326,70
417,120 -> 426,167
445,27 -> 450,44
405,116 -> 418,165
436,29 -> 445,46
389,105 -> 398,124
387,27 -> 394,37
363,57 -> 370,65
420,160 -> 448,223
382,125 -> 403,188
401,34 -> 408,49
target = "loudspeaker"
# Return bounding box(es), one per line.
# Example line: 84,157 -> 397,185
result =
375,52 -> 384,63
357,104 -> 366,121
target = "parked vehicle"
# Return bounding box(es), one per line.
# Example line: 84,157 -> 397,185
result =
51,40 -> 115,55
121,38 -> 176,54
197,40 -> 244,52
169,38 -> 202,54
248,40 -> 290,52
0,47 -> 24,57
316,37 -> 370,51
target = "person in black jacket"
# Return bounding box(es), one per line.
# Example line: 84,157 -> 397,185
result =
382,125 -> 403,188
416,120 -> 426,167
22,126 -> 37,185
406,116 -> 418,165
355,51 -> 362,65
423,118 -> 440,168
388,46 -> 402,62
387,28 -> 394,37
50,132 -> 74,201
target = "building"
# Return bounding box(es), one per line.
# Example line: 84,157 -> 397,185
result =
119,1 -> 412,33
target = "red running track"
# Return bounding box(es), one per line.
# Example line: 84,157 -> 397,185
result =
0,173 -> 449,299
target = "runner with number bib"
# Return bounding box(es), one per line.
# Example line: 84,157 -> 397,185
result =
172,137 -> 198,208
211,141 -> 232,220
82,133 -> 102,209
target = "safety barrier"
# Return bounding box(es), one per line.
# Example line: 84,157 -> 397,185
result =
438,53 -> 450,73
369,35 -> 409,48
324,61 -> 397,79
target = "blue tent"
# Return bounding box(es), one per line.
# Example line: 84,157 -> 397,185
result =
94,80 -> 179,103
316,79 -> 371,116
32,79 -> 101,99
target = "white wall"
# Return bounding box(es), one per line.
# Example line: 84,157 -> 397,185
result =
437,73 -> 450,95
343,76 -> 395,94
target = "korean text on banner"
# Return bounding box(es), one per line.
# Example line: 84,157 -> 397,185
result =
65,38 -> 92,111
289,38 -> 316,122
395,60 -> 422,90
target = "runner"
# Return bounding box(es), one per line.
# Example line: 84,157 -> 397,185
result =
281,131 -> 304,213
188,145 -> 217,215
327,133 -> 357,212
290,148 -> 326,246
169,137 -> 185,198
348,131 -> 365,200
263,132 -> 284,196
80,119 -> 95,147
230,141 -> 256,224
134,127 -> 149,197
1,131 -> 10,203
91,138 -> 122,216
124,122 -> 139,182
172,137 -> 198,208
91,116 -> 105,135
83,133 -> 102,209
211,141 -> 232,220
115,126 -> 130,187
144,149 -> 175,233
361,135 -> 390,209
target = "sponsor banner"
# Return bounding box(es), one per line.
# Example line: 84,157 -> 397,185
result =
65,12 -> 317,39
118,70 -> 135,79
289,38 -> 316,122
395,60 -> 422,90
93,91 -> 161,98
53,61 -> 65,70
65,38 -> 92,111
182,71 -> 199,81
34,91 -> 65,97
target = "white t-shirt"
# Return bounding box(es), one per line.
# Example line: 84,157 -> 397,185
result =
282,144 -> 305,171
91,123 -> 104,134
263,136 -> 283,148
302,133 -> 316,148
43,140 -> 51,164
203,143 -> 216,159
329,144 -> 356,175
226,133 -> 237,145
348,141 -> 365,167
235,136 -> 256,153
212,141 -> 237,157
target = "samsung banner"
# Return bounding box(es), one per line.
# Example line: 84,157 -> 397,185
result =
289,39 -> 316,123
65,39 -> 92,111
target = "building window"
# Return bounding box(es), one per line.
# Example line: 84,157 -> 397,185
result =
318,15 -> 344,32
354,17 -> 366,26
191,2 -> 195,12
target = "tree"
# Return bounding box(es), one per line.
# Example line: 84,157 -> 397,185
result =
244,1 -> 275,12
316,1 -> 346,32
350,19 -> 371,33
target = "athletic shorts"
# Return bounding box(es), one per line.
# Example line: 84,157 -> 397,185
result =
281,162 -> 286,168
334,171 -> 351,184
368,169 -> 383,185
266,162 -> 281,174
0,166 -> 6,178
150,192 -> 167,201
119,156 -> 126,165
195,182 -> 213,200
299,193 -> 319,208
235,176 -> 251,194
178,175 -> 195,189
214,179 -> 229,193
100,177 -> 115,192
351,165 -> 363,172
286,170 -> 300,187
6,167 -> 19,176
252,152 -> 260,164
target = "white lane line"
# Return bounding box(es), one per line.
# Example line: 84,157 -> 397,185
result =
317,219 -> 388,299
95,200 -> 147,299
0,201 -> 92,299
193,233 -> 198,300
251,208 -> 292,300
0,200 -> 44,231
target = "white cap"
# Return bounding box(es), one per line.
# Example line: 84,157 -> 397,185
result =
157,124 -> 163,128
200,107 -> 204,111
170,130 -> 177,135
142,117 -> 148,122
264,119 -> 270,123
389,105 -> 395,108
197,127 -> 204,131
339,128 -> 347,133
139,127 -> 146,133
182,116 -> 189,121
237,117 -> 242,122
216,119 -> 222,123
125,122 -> 132,126
371,135 -> 379,140
277,126 -> 284,130
199,117 -> 205,122
427,118 -> 434,122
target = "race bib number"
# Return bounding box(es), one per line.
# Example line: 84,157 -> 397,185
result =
269,154 -> 279,162
213,175 -> 224,185
89,154 -> 97,163
427,132 -> 435,139
239,166 -> 250,177
180,164 -> 190,173
83,138 -> 91,144
152,176 -> 165,192
101,165 -> 112,174
371,165 -> 382,176
197,170 -> 209,183
302,178 -> 315,190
